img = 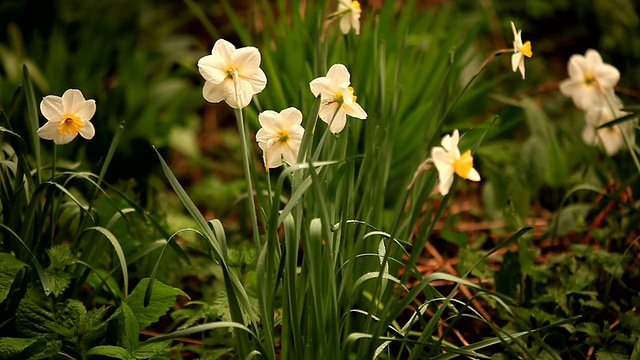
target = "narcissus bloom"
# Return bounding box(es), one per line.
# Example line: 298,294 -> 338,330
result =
309,64 -> 367,133
337,0 -> 362,35
37,89 -> 96,145
256,108 -> 305,168
431,129 -> 480,196
511,21 -> 532,79
582,106 -> 635,156
559,49 -> 620,111
197,39 -> 267,109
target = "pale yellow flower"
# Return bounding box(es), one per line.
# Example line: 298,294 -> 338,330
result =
337,0 -> 362,35
559,49 -> 620,111
256,108 -> 305,168
309,64 -> 367,133
37,89 -> 96,145
511,21 -> 532,79
431,129 -> 480,196
583,105 -> 635,156
197,39 -> 267,109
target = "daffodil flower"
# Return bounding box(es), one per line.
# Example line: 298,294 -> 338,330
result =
511,21 -> 532,79
582,105 -> 635,156
559,49 -> 620,111
309,64 -> 367,134
431,129 -> 480,196
256,107 -> 305,169
197,39 -> 267,109
37,89 -> 96,145
337,0 -> 362,35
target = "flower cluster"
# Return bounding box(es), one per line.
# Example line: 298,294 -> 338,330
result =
559,49 -> 635,155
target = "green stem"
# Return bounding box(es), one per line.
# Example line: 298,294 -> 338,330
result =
234,108 -> 262,249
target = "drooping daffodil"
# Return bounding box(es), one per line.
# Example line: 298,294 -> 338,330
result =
559,49 -> 620,111
256,107 -> 305,169
431,129 -> 480,196
309,63 -> 367,134
37,89 -> 96,145
582,105 -> 635,156
337,0 -> 362,35
197,38 -> 267,109
511,21 -> 532,79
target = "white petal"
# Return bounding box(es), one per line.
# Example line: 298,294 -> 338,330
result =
326,64 -> 350,86
510,22 -> 518,40
61,89 -> 86,113
233,77 -> 257,108
40,95 -> 64,121
75,99 -> 96,122
559,78 -> 580,97
318,102 -> 340,124
584,49 -> 603,68
511,53 -> 522,72
518,58 -> 526,79
264,145 -> 284,168
55,133 -> 77,145
241,67 -> 267,94
328,108 -> 348,133
438,171 -> 455,196
258,110 -> 281,134
78,121 -> 95,140
211,39 -> 235,62
343,102 -> 367,119
37,121 -> 60,141
567,54 -> 587,80
310,77 -> 336,98
256,128 -> 273,144
466,168 -> 481,182
440,130 -> 459,154
233,47 -> 261,70
594,64 -> 620,89
339,16 -> 351,34
202,79 -> 232,104
280,107 -> 303,127
581,124 -> 597,145
198,54 -> 229,84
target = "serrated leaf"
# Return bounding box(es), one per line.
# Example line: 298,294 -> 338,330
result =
0,337 -> 38,357
87,345 -> 135,359
16,288 -> 86,338
44,269 -> 71,297
121,302 -> 140,351
77,307 -> 108,346
45,244 -> 76,270
0,252 -> 27,302
212,290 -> 260,325
596,349 -> 629,360
133,339 -> 171,358
576,322 -> 601,337
125,278 -> 188,329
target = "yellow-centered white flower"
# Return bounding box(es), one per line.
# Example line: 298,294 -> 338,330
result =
559,49 -> 620,111
256,107 -> 305,169
309,64 -> 367,134
37,89 -> 96,145
511,21 -> 532,79
431,129 -> 480,196
582,105 -> 635,156
197,38 -> 267,109
337,0 -> 362,35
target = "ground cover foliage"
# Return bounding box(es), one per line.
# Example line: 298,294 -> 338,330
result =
0,0 -> 639,359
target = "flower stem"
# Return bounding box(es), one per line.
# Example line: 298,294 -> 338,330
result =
235,108 -> 262,249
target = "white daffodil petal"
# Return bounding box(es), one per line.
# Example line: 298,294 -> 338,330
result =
328,108 -> 348,134
211,39 -> 235,62
40,95 -> 64,121
594,64 -> 620,89
511,53 -> 522,72
232,47 -> 261,71
62,89 -> 85,113
343,102 -> 367,119
202,80 -> 231,104
309,77 -> 336,98
467,168 -> 481,182
75,99 -> 96,121
280,107 -> 304,127
326,64 -> 350,85
78,121 -> 95,140
197,55 -> 228,84
37,121 -> 60,141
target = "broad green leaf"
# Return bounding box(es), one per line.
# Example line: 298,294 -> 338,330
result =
133,339 -> 172,359
16,288 -> 86,338
44,270 -> 71,297
87,345 -> 134,359
0,337 -> 38,358
121,302 -> 139,351
125,278 -> 188,329
0,252 -> 27,302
